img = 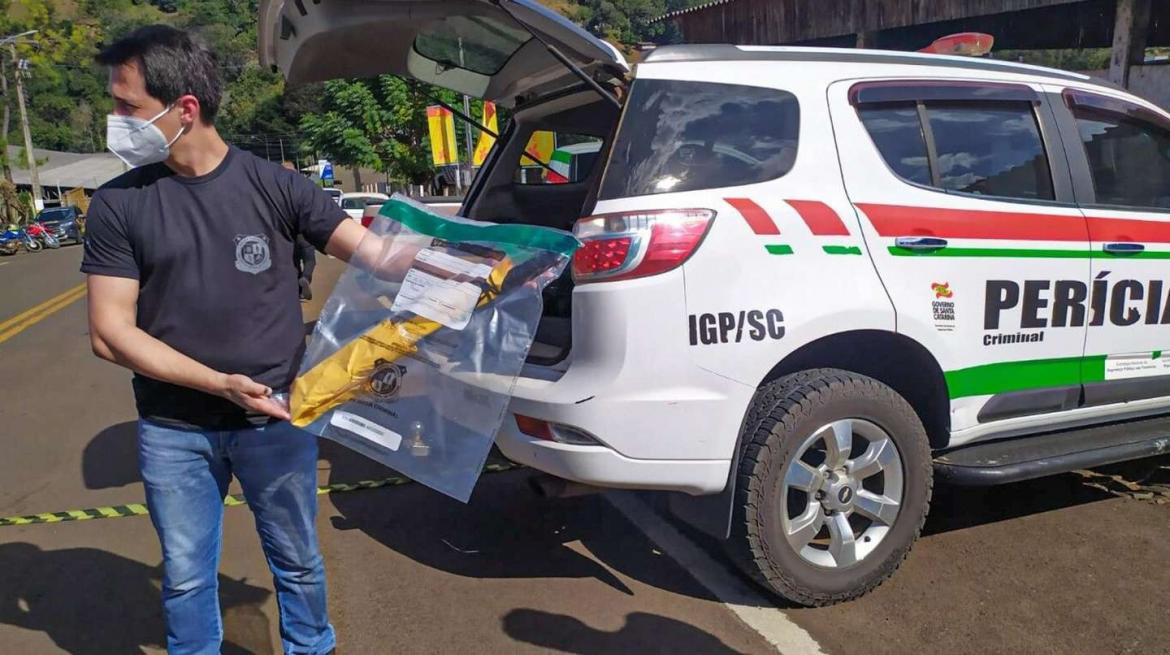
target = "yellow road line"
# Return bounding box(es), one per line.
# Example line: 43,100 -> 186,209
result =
0,283 -> 87,344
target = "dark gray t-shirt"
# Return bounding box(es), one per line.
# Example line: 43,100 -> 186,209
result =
81,147 -> 347,429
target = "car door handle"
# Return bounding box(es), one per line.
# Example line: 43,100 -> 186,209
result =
895,237 -> 949,250
1103,242 -> 1145,254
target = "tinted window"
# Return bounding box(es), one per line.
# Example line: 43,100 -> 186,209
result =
414,16 -> 530,75
341,198 -> 366,210
1073,109 -> 1170,209
37,208 -> 75,222
926,103 -> 1053,200
599,79 -> 799,199
858,104 -> 931,185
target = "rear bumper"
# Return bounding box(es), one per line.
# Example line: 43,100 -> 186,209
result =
493,272 -> 752,495
495,423 -> 730,494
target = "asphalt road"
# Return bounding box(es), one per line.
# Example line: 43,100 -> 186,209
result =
1,243 -> 1168,654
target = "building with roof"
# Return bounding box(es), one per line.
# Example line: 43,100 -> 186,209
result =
6,145 -> 126,205
654,0 -> 1170,107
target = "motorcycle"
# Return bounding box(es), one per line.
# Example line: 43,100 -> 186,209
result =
24,223 -> 59,250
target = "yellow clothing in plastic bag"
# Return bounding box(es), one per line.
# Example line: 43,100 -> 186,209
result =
290,258 -> 513,427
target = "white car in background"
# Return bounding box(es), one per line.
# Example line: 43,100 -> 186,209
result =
341,192 -> 389,220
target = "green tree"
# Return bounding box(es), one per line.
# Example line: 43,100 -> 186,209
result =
300,76 -> 468,187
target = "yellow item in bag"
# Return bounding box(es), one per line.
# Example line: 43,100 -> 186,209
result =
290,258 -> 513,427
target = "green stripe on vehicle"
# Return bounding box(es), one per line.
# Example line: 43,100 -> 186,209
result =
945,355 -> 1108,398
889,246 -> 1170,259
823,245 -> 863,255
765,244 -> 794,255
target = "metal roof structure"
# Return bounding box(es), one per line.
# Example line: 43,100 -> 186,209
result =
6,146 -> 126,191
639,44 -> 1121,89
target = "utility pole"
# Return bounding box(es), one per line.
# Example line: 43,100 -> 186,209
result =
462,95 -> 474,189
0,32 -> 40,211
11,48 -> 41,210
0,56 -> 11,184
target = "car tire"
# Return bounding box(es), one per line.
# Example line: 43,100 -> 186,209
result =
727,368 -> 932,606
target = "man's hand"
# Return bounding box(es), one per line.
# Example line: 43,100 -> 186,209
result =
216,373 -> 292,421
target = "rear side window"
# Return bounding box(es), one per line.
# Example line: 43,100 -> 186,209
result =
926,103 -> 1052,199
1067,94 -> 1170,210
858,91 -> 1054,201
858,104 -> 931,186
599,79 -> 799,199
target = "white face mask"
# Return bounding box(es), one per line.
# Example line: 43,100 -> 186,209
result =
106,104 -> 184,168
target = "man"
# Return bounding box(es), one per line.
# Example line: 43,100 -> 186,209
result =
295,235 -> 317,301
281,161 -> 318,302
84,26 -> 371,654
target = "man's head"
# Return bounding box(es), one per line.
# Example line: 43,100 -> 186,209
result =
96,25 -> 222,139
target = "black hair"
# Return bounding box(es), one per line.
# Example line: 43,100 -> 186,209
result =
95,25 -> 222,124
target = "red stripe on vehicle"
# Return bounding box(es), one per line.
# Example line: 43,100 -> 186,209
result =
785,200 -> 851,236
855,203 -> 1089,241
726,198 -> 780,235
1086,216 -> 1170,244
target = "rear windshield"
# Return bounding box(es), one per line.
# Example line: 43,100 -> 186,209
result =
37,208 -> 73,222
599,79 -> 799,199
414,16 -> 531,76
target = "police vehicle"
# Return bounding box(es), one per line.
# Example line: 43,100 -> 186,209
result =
262,0 -> 1170,605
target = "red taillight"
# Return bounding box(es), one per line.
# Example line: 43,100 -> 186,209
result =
515,415 -> 554,441
571,209 -> 715,282
361,214 -> 374,228
572,236 -> 632,277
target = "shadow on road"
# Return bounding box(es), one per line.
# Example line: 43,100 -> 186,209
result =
0,542 -> 274,655
318,440 -> 719,601
925,472 -> 1118,536
502,608 -> 748,654
82,421 -> 140,490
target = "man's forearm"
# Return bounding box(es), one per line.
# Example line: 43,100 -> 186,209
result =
95,324 -> 226,395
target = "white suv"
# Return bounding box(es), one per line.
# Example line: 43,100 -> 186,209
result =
263,0 -> 1170,604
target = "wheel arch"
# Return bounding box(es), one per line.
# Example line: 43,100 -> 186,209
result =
758,330 -> 951,451
668,329 -> 950,540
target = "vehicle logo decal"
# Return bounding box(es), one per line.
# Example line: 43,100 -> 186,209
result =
931,282 -> 956,331
785,199 -> 851,236
725,198 -> 780,235
688,309 -> 785,345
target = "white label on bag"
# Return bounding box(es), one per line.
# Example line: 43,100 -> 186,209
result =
391,268 -> 481,330
330,411 -> 402,451
415,248 -> 494,279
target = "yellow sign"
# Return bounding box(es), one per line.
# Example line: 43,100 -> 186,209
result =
472,101 -> 498,167
64,187 -> 90,214
521,130 -> 555,167
426,106 -> 459,166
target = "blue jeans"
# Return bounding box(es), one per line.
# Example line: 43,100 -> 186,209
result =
138,419 -> 336,655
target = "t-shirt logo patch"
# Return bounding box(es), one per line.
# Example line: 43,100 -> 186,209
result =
234,234 -> 272,275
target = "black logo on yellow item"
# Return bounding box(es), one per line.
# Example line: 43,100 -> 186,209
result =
368,360 -> 406,399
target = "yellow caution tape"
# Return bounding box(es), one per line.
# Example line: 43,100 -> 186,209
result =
0,462 -> 520,527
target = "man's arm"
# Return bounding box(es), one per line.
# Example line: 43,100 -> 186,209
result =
87,274 -> 291,420
323,215 -> 417,278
